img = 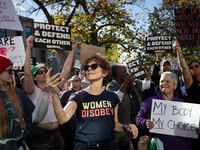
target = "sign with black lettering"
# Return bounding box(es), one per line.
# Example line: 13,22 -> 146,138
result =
175,8 -> 200,46
0,36 -> 25,66
127,59 -> 140,73
146,36 -> 172,53
33,22 -> 71,50
150,99 -> 200,138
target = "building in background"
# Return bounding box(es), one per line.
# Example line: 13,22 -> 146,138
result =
0,16 -> 80,78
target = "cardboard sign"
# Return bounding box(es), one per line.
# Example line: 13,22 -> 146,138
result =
33,22 -> 71,50
175,8 -> 200,46
0,0 -> 23,31
150,99 -> 200,139
146,36 -> 172,53
162,57 -> 180,70
0,36 -> 25,66
80,43 -> 105,65
127,59 -> 140,73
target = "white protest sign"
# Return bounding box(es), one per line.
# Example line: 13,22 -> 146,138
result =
162,57 -> 180,70
150,99 -> 200,139
74,59 -> 81,69
0,36 -> 25,66
0,0 -> 23,31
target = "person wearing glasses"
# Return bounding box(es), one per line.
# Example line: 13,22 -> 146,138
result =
46,54 -> 138,150
0,54 -> 49,149
174,40 -> 200,150
24,35 -> 76,150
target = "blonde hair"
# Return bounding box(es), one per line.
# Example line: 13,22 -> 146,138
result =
0,77 -> 26,139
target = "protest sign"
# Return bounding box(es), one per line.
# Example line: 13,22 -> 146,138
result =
74,59 -> 81,69
175,8 -> 200,46
150,99 -> 200,139
127,59 -> 140,73
146,36 -> 172,53
33,22 -> 71,50
162,57 -> 180,70
0,36 -> 25,66
127,59 -> 147,80
80,43 -> 105,65
0,0 -> 23,31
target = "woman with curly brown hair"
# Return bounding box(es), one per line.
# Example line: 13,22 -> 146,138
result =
46,54 -> 138,150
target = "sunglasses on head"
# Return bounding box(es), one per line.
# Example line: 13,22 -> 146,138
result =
189,65 -> 199,70
3,68 -> 14,74
72,79 -> 81,82
36,70 -> 48,75
83,63 -> 101,71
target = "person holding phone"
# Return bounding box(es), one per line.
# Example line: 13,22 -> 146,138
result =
46,54 -> 138,150
24,35 -> 76,150
106,64 -> 151,150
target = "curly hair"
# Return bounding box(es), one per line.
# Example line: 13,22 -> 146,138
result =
84,54 -> 111,86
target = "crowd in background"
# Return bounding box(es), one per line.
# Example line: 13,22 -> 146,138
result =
1,37 -> 200,150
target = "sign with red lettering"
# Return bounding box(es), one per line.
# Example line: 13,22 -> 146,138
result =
146,36 -> 172,53
33,22 -> 72,50
162,57 -> 180,70
0,0 -> 23,31
0,36 -> 25,66
150,99 -> 200,138
175,8 -> 200,46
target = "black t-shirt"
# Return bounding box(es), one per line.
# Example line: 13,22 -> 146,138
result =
186,80 -> 200,104
69,89 -> 120,143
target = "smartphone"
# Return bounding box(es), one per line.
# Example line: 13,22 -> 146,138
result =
46,56 -> 60,77
133,70 -> 147,80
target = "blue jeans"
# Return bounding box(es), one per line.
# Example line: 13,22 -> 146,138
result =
74,139 -> 120,150
28,125 -> 64,150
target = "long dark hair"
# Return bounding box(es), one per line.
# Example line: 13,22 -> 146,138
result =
0,77 -> 26,139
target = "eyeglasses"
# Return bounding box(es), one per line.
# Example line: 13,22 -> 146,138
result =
36,70 -> 48,75
3,68 -> 14,74
83,63 -> 101,71
71,79 -> 81,82
189,65 -> 199,70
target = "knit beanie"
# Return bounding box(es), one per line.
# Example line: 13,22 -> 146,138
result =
0,54 -> 13,73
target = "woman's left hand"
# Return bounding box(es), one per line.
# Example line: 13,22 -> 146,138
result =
46,68 -> 64,94
196,126 -> 200,135
125,124 -> 138,139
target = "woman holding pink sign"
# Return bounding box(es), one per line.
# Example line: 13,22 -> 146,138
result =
136,72 -> 191,150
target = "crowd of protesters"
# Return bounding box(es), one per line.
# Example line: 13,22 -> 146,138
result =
1,35 -> 200,150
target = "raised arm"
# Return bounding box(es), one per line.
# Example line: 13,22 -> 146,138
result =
47,68 -> 77,125
58,38 -> 76,89
151,51 -> 163,85
173,40 -> 193,89
24,36 -> 35,94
